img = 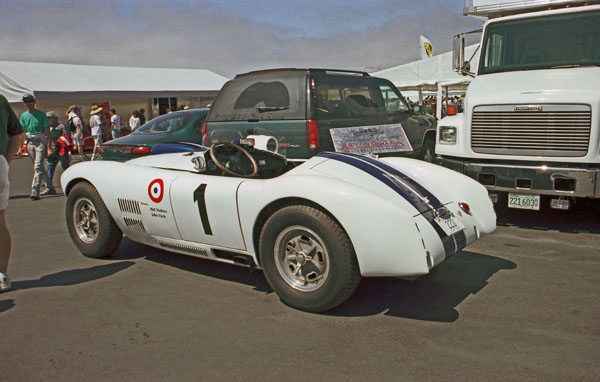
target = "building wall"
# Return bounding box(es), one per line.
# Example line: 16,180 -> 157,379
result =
10,96 -> 215,128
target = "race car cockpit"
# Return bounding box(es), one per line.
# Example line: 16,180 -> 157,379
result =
149,134 -> 289,179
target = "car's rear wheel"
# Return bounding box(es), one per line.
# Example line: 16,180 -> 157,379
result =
259,205 -> 360,312
66,182 -> 122,258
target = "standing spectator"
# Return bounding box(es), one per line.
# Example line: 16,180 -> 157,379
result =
110,108 -> 121,139
129,110 -> 141,131
19,94 -> 53,200
89,104 -> 103,160
0,94 -> 25,292
46,111 -> 72,188
139,108 -> 146,125
66,105 -> 88,161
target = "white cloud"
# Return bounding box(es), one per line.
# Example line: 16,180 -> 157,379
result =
0,0 -> 482,78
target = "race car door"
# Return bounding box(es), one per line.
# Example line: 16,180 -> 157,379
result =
169,174 -> 247,250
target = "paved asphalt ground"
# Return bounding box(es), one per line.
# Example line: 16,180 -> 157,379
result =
1,156 -> 599,381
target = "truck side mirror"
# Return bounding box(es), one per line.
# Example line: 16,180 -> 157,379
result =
453,35 -> 465,74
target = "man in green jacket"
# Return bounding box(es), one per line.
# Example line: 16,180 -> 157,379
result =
19,94 -> 53,200
1,94 -> 25,292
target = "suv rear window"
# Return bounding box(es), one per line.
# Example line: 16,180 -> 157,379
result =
209,73 -> 306,121
312,73 -> 389,120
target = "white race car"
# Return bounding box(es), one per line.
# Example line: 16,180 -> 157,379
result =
61,136 -> 496,312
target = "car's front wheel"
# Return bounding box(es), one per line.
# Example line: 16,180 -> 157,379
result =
259,205 -> 360,312
66,182 -> 123,258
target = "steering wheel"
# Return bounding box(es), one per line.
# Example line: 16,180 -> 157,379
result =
209,141 -> 258,178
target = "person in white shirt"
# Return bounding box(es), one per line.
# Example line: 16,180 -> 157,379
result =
110,108 -> 121,139
89,105 -> 103,160
129,110 -> 141,131
66,105 -> 88,160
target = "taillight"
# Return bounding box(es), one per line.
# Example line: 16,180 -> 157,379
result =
132,146 -> 151,155
306,120 -> 320,150
459,202 -> 471,215
202,121 -> 207,139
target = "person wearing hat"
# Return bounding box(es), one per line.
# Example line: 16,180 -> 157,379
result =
19,94 -> 53,200
89,104 -> 104,160
46,111 -> 72,189
67,105 -> 88,161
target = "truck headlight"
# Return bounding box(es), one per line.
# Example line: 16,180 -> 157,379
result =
439,126 -> 457,144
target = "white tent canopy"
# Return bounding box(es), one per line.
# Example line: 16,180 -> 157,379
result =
373,44 -> 480,91
0,61 -> 230,103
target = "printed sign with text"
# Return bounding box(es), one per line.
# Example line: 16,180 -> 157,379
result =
330,124 -> 413,156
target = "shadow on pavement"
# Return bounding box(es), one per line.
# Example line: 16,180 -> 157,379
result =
0,299 -> 15,314
9,194 -> 32,200
112,239 -> 516,320
327,251 -> 516,321
11,261 -> 135,290
111,239 -> 272,293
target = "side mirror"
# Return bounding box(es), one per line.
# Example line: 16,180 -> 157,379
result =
453,35 -> 464,73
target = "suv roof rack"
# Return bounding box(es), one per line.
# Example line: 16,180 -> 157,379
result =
236,68 -> 370,78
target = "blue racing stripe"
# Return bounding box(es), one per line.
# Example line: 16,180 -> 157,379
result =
318,152 -> 467,258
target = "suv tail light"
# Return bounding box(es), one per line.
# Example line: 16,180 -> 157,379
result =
306,120 -> 320,150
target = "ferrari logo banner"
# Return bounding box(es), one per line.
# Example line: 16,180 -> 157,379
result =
420,35 -> 433,59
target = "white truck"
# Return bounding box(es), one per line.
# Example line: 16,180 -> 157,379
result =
436,0 -> 600,211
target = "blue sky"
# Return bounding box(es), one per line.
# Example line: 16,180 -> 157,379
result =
0,0 -> 482,78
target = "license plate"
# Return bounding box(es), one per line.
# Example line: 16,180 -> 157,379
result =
508,193 -> 540,210
434,216 -> 465,236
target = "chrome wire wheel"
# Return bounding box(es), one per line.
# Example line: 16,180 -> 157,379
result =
273,225 -> 330,292
72,197 -> 99,244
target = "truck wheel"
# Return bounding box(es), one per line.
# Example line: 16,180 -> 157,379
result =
66,182 -> 123,258
419,137 -> 435,162
259,205 -> 360,312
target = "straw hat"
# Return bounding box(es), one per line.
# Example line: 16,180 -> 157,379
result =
46,111 -> 58,118
90,105 -> 103,115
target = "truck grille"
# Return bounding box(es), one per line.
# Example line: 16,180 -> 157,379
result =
471,104 -> 591,157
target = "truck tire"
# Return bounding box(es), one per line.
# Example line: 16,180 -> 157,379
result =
419,136 -> 435,162
259,204 -> 360,312
66,182 -> 123,258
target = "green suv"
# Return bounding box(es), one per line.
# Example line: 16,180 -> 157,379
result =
203,68 -> 436,161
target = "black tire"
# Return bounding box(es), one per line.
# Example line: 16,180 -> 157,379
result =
65,182 -> 123,258
419,136 -> 435,163
259,205 -> 360,312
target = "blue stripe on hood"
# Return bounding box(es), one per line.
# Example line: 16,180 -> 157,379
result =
317,152 -> 466,258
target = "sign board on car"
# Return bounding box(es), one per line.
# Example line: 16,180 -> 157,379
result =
330,124 -> 413,156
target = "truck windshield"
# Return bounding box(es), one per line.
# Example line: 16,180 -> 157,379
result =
479,10 -> 600,75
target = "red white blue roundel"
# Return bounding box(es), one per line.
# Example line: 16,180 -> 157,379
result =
148,179 -> 164,203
